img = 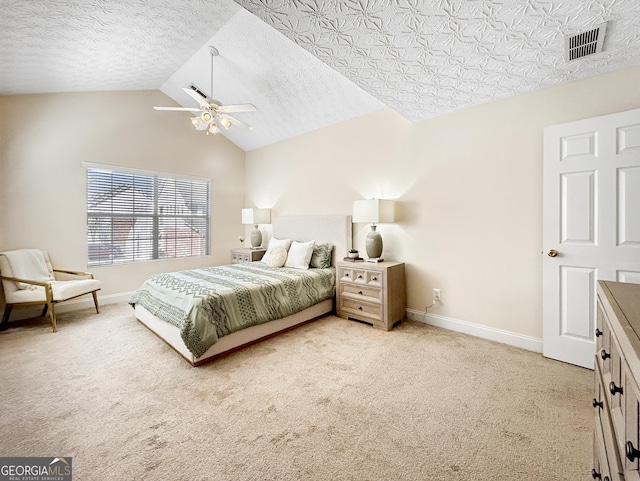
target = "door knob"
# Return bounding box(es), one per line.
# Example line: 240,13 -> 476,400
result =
547,249 -> 558,257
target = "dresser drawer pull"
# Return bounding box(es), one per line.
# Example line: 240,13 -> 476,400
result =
357,275 -> 363,279
626,441 -> 640,462
595,328 -> 603,337
358,290 -> 363,295
372,276 -> 378,281
600,349 -> 610,360
358,306 -> 363,310
592,398 -> 603,409
609,381 -> 623,396
591,469 -> 602,479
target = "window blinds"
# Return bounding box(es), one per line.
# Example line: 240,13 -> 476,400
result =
86,167 -> 210,266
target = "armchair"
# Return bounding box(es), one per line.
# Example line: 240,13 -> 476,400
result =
0,249 -> 101,332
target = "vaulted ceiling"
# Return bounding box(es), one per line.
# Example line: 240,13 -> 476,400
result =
2,0 -> 640,151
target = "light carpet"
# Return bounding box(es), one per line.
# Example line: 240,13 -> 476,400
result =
0,303 -> 593,480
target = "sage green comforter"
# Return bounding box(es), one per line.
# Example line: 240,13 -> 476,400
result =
129,263 -> 336,358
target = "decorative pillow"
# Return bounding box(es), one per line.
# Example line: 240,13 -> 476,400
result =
309,243 -> 334,269
264,236 -> 293,255
284,240 -> 316,269
262,245 -> 288,267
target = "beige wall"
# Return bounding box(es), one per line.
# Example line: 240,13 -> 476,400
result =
0,90 -> 245,303
246,66 -> 640,340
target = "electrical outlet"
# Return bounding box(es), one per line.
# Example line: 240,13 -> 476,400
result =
433,288 -> 441,302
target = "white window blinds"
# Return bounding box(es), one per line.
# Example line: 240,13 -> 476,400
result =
86,167 -> 210,266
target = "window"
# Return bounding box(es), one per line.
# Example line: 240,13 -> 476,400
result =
86,166 -> 210,266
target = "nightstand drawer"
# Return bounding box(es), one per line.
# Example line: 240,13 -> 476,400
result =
339,297 -> 383,322
340,283 -> 382,304
230,248 -> 266,264
338,267 -> 384,286
232,252 -> 250,263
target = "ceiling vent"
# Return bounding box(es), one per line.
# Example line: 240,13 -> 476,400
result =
565,22 -> 607,62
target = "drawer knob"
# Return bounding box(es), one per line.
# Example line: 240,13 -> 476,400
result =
372,276 -> 378,281
358,290 -> 363,295
591,469 -> 602,479
358,275 -> 363,279
358,306 -> 363,310
600,349 -> 610,360
609,381 -> 623,396
595,328 -> 603,337
626,441 -> 640,462
592,398 -> 603,409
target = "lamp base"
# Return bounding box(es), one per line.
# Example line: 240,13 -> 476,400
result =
365,225 -> 383,259
366,257 -> 383,263
250,225 -> 262,248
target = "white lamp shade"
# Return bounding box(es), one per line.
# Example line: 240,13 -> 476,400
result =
242,208 -> 271,225
352,199 -> 395,224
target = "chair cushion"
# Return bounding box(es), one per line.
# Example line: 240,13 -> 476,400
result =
4,279 -> 101,304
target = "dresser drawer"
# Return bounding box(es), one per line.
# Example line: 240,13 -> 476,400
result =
339,297 -> 383,323
599,373 -> 625,480
340,282 -> 383,304
338,267 -> 383,286
232,252 -> 249,263
624,366 -> 640,480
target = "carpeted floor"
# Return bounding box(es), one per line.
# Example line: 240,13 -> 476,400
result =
0,303 -> 593,480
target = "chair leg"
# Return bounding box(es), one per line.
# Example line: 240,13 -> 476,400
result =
92,291 -> 100,314
48,302 -> 57,333
1,305 -> 12,331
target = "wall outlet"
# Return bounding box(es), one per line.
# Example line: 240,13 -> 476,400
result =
433,288 -> 441,302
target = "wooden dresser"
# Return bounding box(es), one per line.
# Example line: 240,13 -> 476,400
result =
336,261 -> 406,331
594,280 -> 640,481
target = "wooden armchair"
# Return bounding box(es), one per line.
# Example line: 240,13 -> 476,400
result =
0,249 -> 101,332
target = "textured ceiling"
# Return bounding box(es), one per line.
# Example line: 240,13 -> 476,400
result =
1,0 -> 640,151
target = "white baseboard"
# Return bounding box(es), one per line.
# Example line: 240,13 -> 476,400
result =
405,308 -> 543,353
1,291 -> 134,321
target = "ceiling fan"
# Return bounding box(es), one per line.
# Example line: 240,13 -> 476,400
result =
153,46 -> 256,135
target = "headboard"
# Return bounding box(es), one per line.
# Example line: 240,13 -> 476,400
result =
272,215 -> 352,267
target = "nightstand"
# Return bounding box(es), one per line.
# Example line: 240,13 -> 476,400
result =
230,248 -> 266,264
336,261 -> 406,331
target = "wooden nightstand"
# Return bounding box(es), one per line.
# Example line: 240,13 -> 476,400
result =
336,261 -> 406,331
230,248 -> 266,264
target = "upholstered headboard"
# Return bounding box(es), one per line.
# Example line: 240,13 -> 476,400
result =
272,215 -> 352,267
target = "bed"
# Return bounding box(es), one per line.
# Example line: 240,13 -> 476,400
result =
131,215 -> 352,366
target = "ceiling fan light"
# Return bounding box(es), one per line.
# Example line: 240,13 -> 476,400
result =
220,117 -> 231,129
201,111 -> 213,122
190,116 -> 201,126
208,123 -> 219,135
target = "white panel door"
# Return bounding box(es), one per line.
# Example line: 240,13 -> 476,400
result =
543,108 -> 640,369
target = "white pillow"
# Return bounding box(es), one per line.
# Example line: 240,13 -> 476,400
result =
263,236 -> 293,262
262,246 -> 287,267
266,236 -> 293,253
284,240 -> 316,269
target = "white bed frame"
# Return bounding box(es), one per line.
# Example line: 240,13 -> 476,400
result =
135,215 -> 352,366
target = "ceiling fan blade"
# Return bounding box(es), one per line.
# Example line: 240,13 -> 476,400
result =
154,106 -> 202,112
219,114 -> 253,131
218,103 -> 257,114
182,87 -> 211,109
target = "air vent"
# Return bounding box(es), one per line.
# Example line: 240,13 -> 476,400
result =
565,22 -> 607,62
188,83 -> 208,99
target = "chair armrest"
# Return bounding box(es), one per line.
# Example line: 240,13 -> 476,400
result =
53,269 -> 94,279
0,275 -> 51,287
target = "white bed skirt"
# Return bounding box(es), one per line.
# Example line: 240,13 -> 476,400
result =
135,298 -> 333,366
